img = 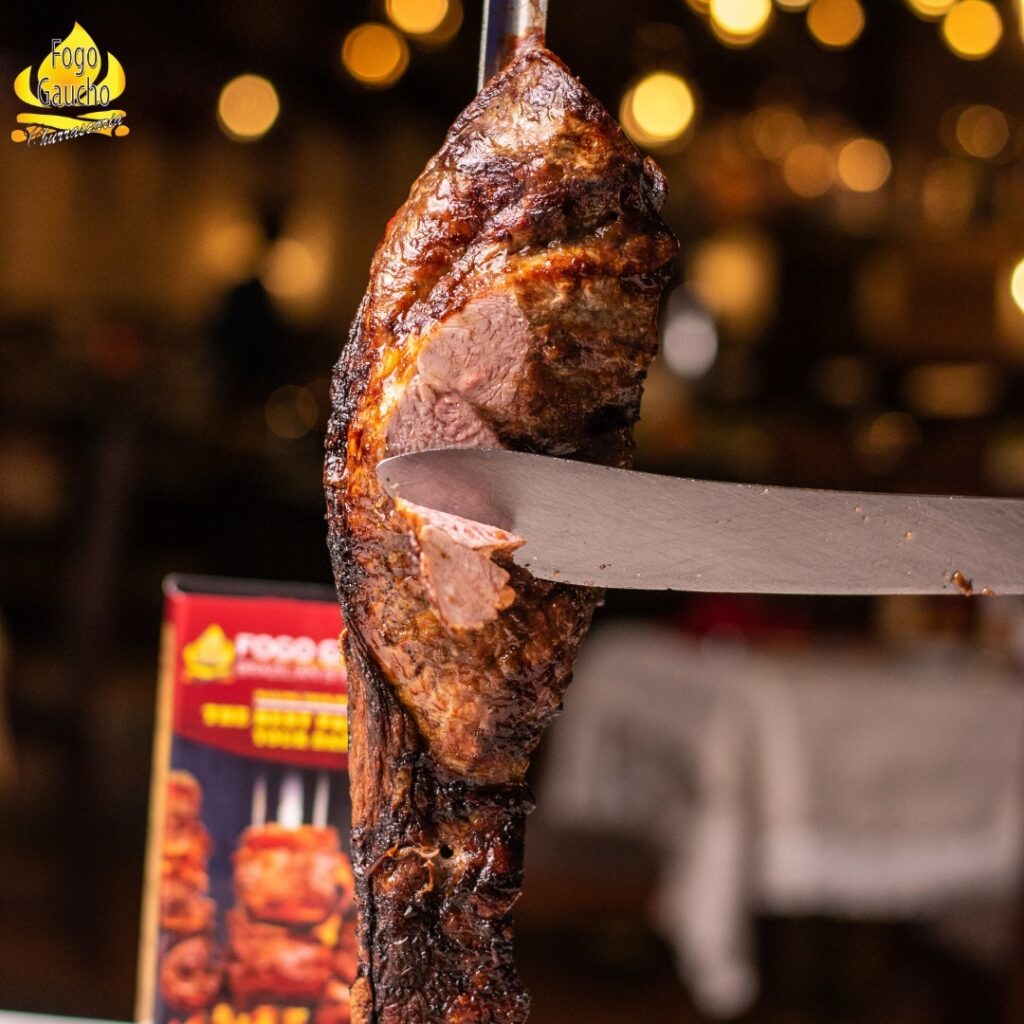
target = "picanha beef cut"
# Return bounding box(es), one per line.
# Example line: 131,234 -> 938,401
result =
324,40 -> 676,1024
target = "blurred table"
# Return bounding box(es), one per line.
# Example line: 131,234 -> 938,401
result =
542,622 -> 1024,1018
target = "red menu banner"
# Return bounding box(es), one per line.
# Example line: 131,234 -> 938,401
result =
166,581 -> 348,770
137,575 -> 356,1024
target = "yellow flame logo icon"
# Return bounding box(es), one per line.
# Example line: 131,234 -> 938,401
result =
12,23 -> 128,145
183,625 -> 236,682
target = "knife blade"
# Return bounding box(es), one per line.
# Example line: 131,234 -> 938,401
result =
376,448 -> 1024,594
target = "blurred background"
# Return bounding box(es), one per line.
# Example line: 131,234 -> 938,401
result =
1,0 -> 1023,1021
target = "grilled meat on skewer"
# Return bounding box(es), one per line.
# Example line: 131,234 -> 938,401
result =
161,877 -> 217,936
325,39 -> 675,1024
167,771 -> 204,827
315,981 -> 353,1024
159,772 -> 224,1012
160,935 -> 224,1014
163,819 -> 212,874
234,824 -> 350,927
226,911 -> 335,1007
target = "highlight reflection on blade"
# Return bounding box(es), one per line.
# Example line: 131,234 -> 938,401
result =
377,448 -> 1024,595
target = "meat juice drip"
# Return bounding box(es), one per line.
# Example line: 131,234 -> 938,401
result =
325,43 -> 675,1023
952,570 -> 974,596
950,570 -> 996,596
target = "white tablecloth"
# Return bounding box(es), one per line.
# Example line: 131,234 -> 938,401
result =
541,622 -> 1024,1018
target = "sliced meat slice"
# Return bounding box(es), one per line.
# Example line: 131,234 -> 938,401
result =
397,499 -> 524,630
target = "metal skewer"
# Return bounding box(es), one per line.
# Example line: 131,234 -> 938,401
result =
278,768 -> 305,829
251,767 -> 332,831
479,0 -> 549,89
251,770 -> 267,827
312,771 -> 330,829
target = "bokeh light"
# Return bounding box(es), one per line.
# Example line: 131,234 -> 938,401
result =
813,355 -> 874,408
941,0 -> 1002,59
342,23 -> 410,87
264,386 -> 319,440
198,214 -> 265,283
904,362 -> 1000,418
955,104 -> 1009,158
986,432 -> 1024,491
386,0 -> 449,35
905,0 -> 956,18
807,0 -> 866,48
856,253 -> 908,339
744,105 -> 808,161
783,142 -> 836,197
689,230 -> 777,339
836,138 -> 892,192
262,238 -> 325,301
620,72 -> 696,149
855,411 -> 921,473
921,157 -> 976,228
775,0 -> 813,10
709,0 -> 772,45
216,75 -> 280,142
1010,257 -> 1024,314
662,288 -> 719,378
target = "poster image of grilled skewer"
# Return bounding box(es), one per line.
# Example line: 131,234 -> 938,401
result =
138,577 -> 353,1024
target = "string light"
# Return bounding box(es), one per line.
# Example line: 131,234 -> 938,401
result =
342,23 -> 409,86
941,0 -> 1002,59
620,72 -> 696,148
217,75 -> 280,142
807,0 -> 866,48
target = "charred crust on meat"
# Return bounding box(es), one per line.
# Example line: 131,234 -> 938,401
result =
325,45 -> 676,1024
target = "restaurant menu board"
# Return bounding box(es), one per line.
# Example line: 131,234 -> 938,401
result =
137,576 -> 353,1024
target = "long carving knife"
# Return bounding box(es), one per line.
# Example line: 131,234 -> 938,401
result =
377,448 -> 1024,595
